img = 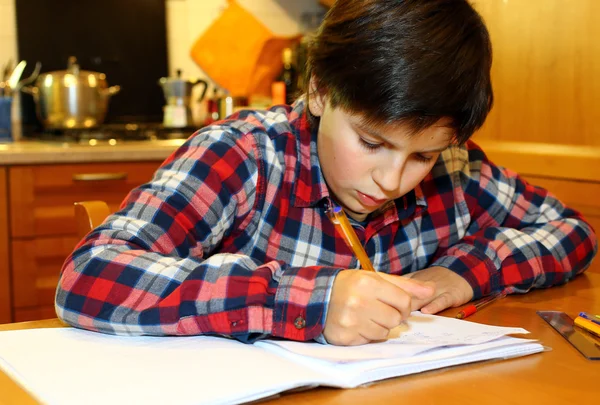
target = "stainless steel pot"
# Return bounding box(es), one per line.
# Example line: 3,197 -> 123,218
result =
22,57 -> 120,129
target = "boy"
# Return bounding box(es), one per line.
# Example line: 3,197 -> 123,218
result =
56,0 -> 597,346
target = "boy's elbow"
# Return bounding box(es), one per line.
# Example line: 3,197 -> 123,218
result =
54,286 -> 81,329
54,259 -> 91,330
579,216 -> 598,257
54,299 -> 73,327
55,291 -> 106,333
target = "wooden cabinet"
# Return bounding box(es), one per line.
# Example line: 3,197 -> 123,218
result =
9,163 -> 159,238
0,168 -> 10,324
5,161 -> 160,323
11,237 -> 80,321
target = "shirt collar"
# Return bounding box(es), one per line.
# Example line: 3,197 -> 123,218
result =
289,100 -> 330,208
414,183 -> 428,209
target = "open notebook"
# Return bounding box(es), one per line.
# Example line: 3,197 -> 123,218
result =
0,312 -> 543,405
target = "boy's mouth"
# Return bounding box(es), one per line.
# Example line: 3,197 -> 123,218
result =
357,191 -> 387,208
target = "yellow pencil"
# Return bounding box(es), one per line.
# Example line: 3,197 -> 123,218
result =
574,316 -> 600,338
326,205 -> 376,272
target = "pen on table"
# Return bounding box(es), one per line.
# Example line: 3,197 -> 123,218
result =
456,292 -> 506,319
578,312 -> 600,326
326,204 -> 376,272
574,315 -> 600,338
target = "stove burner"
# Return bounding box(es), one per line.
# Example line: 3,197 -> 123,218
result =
32,123 -> 197,145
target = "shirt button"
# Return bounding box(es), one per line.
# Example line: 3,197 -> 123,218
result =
294,316 -> 306,329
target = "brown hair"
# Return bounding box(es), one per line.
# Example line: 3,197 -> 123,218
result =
304,0 -> 493,144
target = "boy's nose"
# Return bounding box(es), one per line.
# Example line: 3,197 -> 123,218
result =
373,159 -> 404,193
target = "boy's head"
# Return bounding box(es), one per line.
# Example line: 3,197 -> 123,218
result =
304,0 -> 493,145
304,0 -> 494,221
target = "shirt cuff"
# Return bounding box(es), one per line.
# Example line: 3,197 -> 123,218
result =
272,266 -> 341,341
314,273 -> 337,344
432,244 -> 499,299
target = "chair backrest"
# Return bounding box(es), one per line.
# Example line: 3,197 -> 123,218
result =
74,200 -> 111,239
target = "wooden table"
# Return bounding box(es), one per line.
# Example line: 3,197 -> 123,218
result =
1,269 -> 599,405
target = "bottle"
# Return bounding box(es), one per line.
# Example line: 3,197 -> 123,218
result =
204,88 -> 220,126
273,47 -> 297,105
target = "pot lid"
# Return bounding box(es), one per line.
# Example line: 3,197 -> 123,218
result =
39,56 -> 107,80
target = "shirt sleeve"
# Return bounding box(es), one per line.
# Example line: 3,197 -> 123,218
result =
431,141 -> 598,299
55,127 -> 340,343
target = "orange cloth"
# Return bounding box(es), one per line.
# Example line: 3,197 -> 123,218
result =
190,0 -> 301,97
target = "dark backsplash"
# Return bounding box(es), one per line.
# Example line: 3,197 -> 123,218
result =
16,0 -> 169,133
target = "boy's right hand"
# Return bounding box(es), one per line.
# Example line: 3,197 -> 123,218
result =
323,270 -> 435,346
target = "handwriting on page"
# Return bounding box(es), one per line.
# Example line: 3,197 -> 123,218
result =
386,312 -> 528,345
258,312 -> 529,364
386,325 -> 523,345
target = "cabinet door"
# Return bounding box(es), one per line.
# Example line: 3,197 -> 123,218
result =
8,161 -> 162,323
9,162 -> 160,238
11,237 -> 79,312
0,167 -> 10,323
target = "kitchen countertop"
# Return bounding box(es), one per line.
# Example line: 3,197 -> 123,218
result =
0,139 -> 186,165
2,138 -> 599,181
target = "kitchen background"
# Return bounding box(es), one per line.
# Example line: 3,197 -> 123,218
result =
0,0 -> 599,324
1,0 -> 598,145
1,0 -> 325,137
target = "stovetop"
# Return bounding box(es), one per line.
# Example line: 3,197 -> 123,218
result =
28,123 -> 198,145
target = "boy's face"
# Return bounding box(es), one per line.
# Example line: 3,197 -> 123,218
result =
309,96 -> 452,222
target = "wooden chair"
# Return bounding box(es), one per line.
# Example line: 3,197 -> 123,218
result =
74,200 -> 111,239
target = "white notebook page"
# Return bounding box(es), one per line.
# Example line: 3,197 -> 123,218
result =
0,312 -> 542,405
256,312 -> 530,363
0,329 -> 320,405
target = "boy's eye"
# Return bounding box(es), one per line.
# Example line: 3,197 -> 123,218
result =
359,137 -> 383,151
415,153 -> 434,163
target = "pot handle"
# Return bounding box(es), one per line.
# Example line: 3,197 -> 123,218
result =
100,85 -> 121,97
196,79 -> 209,102
20,86 -> 38,95
15,61 -> 42,92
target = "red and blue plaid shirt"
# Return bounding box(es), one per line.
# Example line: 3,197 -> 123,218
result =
56,101 -> 598,343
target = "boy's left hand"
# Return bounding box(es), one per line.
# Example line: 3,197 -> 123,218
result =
403,266 -> 473,314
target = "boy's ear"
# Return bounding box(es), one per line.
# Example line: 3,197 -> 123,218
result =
307,76 -> 326,117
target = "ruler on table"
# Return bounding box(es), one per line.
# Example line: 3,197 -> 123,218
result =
537,310 -> 600,360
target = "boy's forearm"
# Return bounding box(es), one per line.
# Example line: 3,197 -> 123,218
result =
446,142 -> 598,297
432,216 -> 598,299
56,239 -> 340,342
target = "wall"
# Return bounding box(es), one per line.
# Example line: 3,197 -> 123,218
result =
0,0 -> 17,62
472,0 -> 600,147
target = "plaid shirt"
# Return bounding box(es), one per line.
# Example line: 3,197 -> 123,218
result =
55,101 -> 598,343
